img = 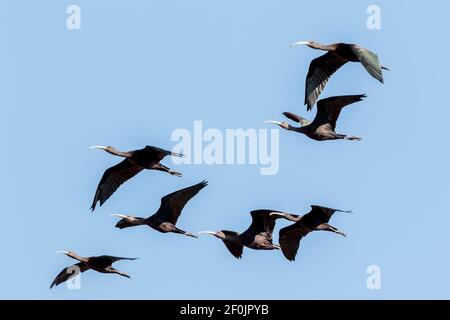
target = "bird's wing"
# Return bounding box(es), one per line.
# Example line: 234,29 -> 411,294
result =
151,181 -> 208,224
114,217 -> 145,229
221,231 -> 244,259
94,255 -> 137,265
279,223 -> 310,262
283,112 -> 312,126
91,159 -> 144,211
314,95 -> 366,130
300,205 -> 346,229
350,45 -> 384,83
249,210 -> 284,236
305,52 -> 348,110
50,262 -> 89,288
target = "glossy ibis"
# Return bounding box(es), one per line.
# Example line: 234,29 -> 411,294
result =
265,95 -> 365,141
90,145 -> 183,211
111,181 -> 207,238
291,40 -> 387,110
270,205 -> 350,261
198,210 -> 284,259
50,251 -> 136,288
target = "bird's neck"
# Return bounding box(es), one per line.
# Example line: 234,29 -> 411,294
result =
107,147 -> 132,158
70,254 -> 87,263
288,125 -> 307,133
310,42 -> 337,51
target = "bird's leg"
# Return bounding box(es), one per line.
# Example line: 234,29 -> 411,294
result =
174,227 -> 198,238
316,224 -> 347,237
344,135 -> 362,141
105,267 -> 131,278
151,163 -> 182,177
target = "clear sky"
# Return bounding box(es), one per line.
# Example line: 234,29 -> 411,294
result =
1,0 -> 449,299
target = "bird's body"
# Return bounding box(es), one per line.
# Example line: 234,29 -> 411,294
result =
290,40 -> 387,110
50,251 -> 136,288
111,181 -> 208,238
270,206 -> 350,261
266,95 -> 366,141
198,210 -> 283,259
90,145 -> 183,211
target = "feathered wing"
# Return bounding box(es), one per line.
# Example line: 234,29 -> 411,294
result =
221,231 -> 244,259
351,45 -> 384,83
91,159 -> 143,211
249,210 -> 284,237
114,217 -> 145,229
305,52 -> 348,110
314,95 -> 366,130
300,205 -> 349,229
50,262 -> 89,288
283,112 -> 312,126
279,223 -> 310,262
151,181 -> 208,224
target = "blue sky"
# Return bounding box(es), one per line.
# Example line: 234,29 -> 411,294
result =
1,0 -> 449,299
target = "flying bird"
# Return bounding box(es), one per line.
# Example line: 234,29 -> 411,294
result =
90,145 -> 183,211
111,181 -> 207,238
291,40 -> 388,110
265,95 -> 365,141
50,251 -> 136,288
270,206 -> 351,262
198,210 -> 284,259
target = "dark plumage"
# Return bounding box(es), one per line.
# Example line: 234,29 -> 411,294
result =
266,95 -> 366,141
271,206 -> 350,261
89,145 -> 183,211
198,210 -> 284,259
50,251 -> 136,288
290,41 -> 387,110
111,181 -> 207,238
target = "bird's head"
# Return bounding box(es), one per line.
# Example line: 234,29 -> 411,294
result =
290,40 -> 316,48
57,250 -> 77,258
110,214 -> 133,221
264,120 -> 290,130
89,145 -> 115,154
198,231 -> 223,240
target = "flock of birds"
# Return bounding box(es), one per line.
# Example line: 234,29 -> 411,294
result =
51,40 -> 387,288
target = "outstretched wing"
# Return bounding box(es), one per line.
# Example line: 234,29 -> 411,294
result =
151,181 -> 208,224
300,205 -> 350,229
283,112 -> 312,127
91,256 -> 137,267
114,217 -> 145,229
91,159 -> 143,211
221,231 -> 244,259
350,45 -> 384,83
305,52 -> 348,110
50,262 -> 89,288
249,210 -> 284,236
279,223 -> 311,262
314,95 -> 366,130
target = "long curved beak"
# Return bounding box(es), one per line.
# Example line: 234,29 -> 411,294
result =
269,212 -> 287,218
336,209 -> 354,215
264,120 -> 283,126
89,145 -> 107,151
290,41 -> 309,48
198,231 -> 217,236
110,214 -> 128,219
57,251 -> 70,255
